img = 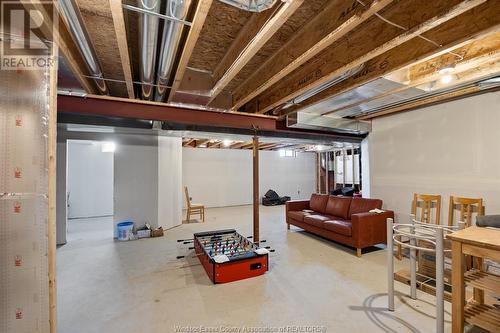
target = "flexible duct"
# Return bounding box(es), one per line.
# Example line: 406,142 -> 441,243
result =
139,0 -> 161,100
218,0 -> 278,12
155,0 -> 190,101
58,0 -> 108,94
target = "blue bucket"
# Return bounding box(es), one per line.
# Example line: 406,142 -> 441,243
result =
117,221 -> 134,241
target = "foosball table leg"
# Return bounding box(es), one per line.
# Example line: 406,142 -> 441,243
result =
356,248 -> 362,257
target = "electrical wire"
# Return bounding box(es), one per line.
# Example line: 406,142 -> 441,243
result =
355,0 -> 464,61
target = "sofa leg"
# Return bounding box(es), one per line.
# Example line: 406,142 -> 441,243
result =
356,248 -> 362,257
287,223 -> 290,230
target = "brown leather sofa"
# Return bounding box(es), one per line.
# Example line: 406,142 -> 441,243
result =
286,194 -> 394,257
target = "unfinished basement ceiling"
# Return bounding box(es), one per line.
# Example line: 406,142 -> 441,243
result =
54,0 -> 500,133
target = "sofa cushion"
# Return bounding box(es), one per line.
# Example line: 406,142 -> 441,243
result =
304,214 -> 331,228
349,198 -> 383,218
324,220 -> 352,237
325,196 -> 352,219
287,210 -> 311,222
309,194 -> 329,214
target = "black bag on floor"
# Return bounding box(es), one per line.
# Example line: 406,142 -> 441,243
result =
262,189 -> 291,206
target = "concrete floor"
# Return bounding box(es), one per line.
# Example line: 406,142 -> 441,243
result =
58,205 -> 463,333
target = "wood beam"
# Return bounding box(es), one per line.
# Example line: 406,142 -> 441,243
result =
168,0 -> 213,102
207,0 -> 304,104
355,58 -> 500,120
109,0 -> 135,99
183,138 -> 195,147
278,0 -> 500,118
230,142 -> 248,149
321,33 -> 500,117
195,139 -> 210,147
231,0 -> 394,110
253,136 -> 259,243
255,0 -> 487,114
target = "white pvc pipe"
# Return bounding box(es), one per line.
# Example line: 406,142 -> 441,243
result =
387,217 -> 395,311
409,214 -> 417,299
435,227 -> 444,333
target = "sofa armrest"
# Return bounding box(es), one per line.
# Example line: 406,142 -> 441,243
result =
286,200 -> 310,212
351,211 -> 395,248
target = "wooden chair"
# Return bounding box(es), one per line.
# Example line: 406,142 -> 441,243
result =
184,187 -> 205,223
448,196 -> 485,303
397,194 -> 442,259
448,196 -> 484,227
412,193 -> 442,224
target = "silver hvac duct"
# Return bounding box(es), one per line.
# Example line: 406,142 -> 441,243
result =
58,0 -> 108,94
155,0 -> 190,101
278,64 -> 364,113
139,0 -> 161,100
218,0 -> 278,12
287,112 -> 371,134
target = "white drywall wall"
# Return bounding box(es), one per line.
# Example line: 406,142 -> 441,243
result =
114,138 -> 159,234
67,140 -> 113,219
182,148 -> 316,208
158,136 -> 183,229
366,91 -> 500,223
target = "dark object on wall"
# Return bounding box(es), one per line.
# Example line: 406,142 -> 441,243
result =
476,215 -> 500,228
262,190 -> 291,206
331,187 -> 355,197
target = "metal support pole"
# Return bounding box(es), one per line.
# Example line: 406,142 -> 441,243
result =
409,214 -> 417,299
325,152 -> 329,194
253,136 -> 259,243
435,228 -> 445,333
351,148 -> 355,188
333,150 -> 338,191
342,149 -> 347,188
387,218 -> 395,311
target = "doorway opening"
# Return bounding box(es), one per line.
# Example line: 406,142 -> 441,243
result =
66,140 -> 115,242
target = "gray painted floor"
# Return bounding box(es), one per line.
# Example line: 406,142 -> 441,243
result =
58,205 -> 466,333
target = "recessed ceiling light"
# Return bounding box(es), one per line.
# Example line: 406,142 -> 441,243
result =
222,139 -> 232,147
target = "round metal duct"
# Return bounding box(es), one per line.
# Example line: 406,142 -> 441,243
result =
217,0 -> 279,12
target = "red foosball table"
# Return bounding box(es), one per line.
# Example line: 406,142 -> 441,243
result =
193,229 -> 269,284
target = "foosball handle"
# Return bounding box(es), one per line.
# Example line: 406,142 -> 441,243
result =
177,238 -> 193,242
188,247 -> 194,250
183,241 -> 193,244
269,249 -> 275,253
176,255 -> 185,259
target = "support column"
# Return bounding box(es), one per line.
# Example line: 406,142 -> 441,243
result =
253,136 -> 259,243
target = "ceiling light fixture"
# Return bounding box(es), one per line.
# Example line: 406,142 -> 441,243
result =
440,74 -> 454,84
438,65 -> 455,84
222,139 -> 232,147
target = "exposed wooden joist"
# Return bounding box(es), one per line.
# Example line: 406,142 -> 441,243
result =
255,0 -> 487,114
109,0 -> 135,99
195,139 -> 210,147
230,141 -> 248,149
207,0 -> 305,104
183,138 -> 195,147
321,33 -> 500,117
231,0 -> 394,110
168,0 -> 214,102
209,4 -> 279,89
279,1 -> 500,118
